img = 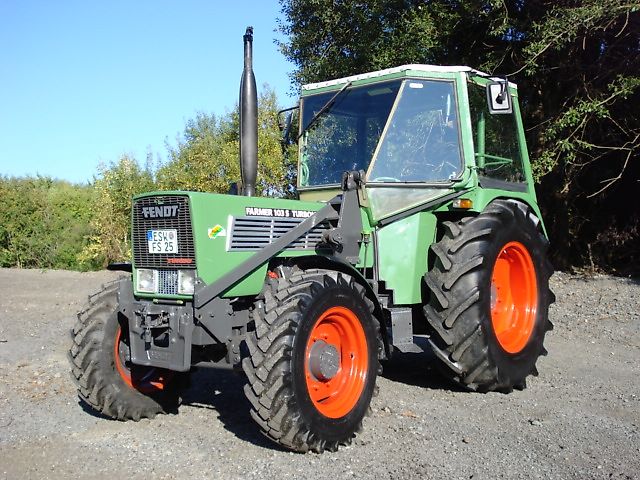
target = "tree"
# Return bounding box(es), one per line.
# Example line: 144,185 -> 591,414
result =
0,84 -> 293,271
278,0 -> 640,272
80,85 -> 294,268
157,85 -> 295,197
80,156 -> 155,267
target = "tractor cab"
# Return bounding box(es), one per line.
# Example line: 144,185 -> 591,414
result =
297,65 -> 534,222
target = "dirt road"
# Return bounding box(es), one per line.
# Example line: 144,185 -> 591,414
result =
0,268 -> 638,479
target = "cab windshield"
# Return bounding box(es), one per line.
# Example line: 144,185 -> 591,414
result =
299,79 -> 463,187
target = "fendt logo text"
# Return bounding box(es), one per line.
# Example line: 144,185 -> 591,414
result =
141,205 -> 179,219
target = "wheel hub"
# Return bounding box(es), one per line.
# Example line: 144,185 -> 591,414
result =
304,306 -> 369,418
490,241 -> 538,353
308,340 -> 340,381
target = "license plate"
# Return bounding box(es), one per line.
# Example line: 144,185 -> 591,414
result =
147,229 -> 178,254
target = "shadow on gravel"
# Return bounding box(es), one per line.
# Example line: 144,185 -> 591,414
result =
78,399 -> 114,420
73,337 -> 464,450
381,348 -> 466,393
379,336 -> 466,392
71,370 -> 282,451
178,338 -> 464,450
181,367 -> 285,452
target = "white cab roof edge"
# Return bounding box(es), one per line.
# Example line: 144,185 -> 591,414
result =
301,64 -> 517,91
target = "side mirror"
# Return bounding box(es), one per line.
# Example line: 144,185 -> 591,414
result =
277,106 -> 298,147
486,80 -> 513,114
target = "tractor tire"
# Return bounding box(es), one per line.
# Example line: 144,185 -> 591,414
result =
68,280 -> 186,420
424,199 -> 554,392
242,269 -> 380,453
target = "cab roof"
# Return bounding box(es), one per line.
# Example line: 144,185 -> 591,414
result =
301,64 -> 517,92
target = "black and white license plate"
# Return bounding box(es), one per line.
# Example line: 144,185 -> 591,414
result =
147,229 -> 178,254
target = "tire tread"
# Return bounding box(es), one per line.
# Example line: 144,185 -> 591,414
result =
423,200 -> 555,392
68,281 -> 184,420
242,269 -> 379,452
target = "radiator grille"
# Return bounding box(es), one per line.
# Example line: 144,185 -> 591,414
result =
229,216 -> 329,251
158,270 -> 179,295
229,217 -> 329,251
132,195 -> 195,269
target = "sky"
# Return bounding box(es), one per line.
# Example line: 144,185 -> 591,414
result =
0,1 -> 294,184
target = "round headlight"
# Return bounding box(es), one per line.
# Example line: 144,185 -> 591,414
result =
178,270 -> 196,295
137,269 -> 158,293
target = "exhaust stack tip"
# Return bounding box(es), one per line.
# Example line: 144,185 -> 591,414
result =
239,26 -> 258,197
244,26 -> 253,42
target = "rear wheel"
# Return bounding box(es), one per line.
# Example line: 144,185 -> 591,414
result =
424,200 -> 554,392
69,281 -> 185,420
242,269 -> 379,452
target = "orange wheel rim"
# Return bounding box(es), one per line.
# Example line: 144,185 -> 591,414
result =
114,325 -> 171,394
304,306 -> 368,418
490,241 -> 538,354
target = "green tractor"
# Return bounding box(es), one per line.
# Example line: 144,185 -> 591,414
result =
69,28 -> 554,453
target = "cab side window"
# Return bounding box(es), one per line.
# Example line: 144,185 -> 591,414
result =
468,83 -> 525,183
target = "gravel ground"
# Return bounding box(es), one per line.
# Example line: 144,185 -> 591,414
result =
0,268 -> 638,479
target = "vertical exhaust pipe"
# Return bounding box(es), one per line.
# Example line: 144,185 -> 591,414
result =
239,26 -> 258,197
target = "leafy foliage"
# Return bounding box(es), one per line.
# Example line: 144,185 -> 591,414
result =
82,86 -> 292,267
0,176 -> 96,270
279,0 -> 640,272
79,156 -> 155,267
157,87 -> 294,197
1,86 -> 292,271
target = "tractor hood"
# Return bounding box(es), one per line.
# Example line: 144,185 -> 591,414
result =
131,191 -> 325,298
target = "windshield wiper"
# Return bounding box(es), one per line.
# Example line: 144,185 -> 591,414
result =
298,81 -> 352,140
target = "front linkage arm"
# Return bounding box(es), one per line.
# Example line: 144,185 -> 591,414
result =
193,169 -> 366,309
321,170 -> 365,265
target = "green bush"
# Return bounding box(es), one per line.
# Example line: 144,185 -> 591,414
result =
0,85 -> 293,271
0,176 -> 96,270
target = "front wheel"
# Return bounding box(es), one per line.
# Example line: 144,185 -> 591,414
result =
68,281 -> 186,420
242,269 -> 380,453
424,200 -> 555,392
